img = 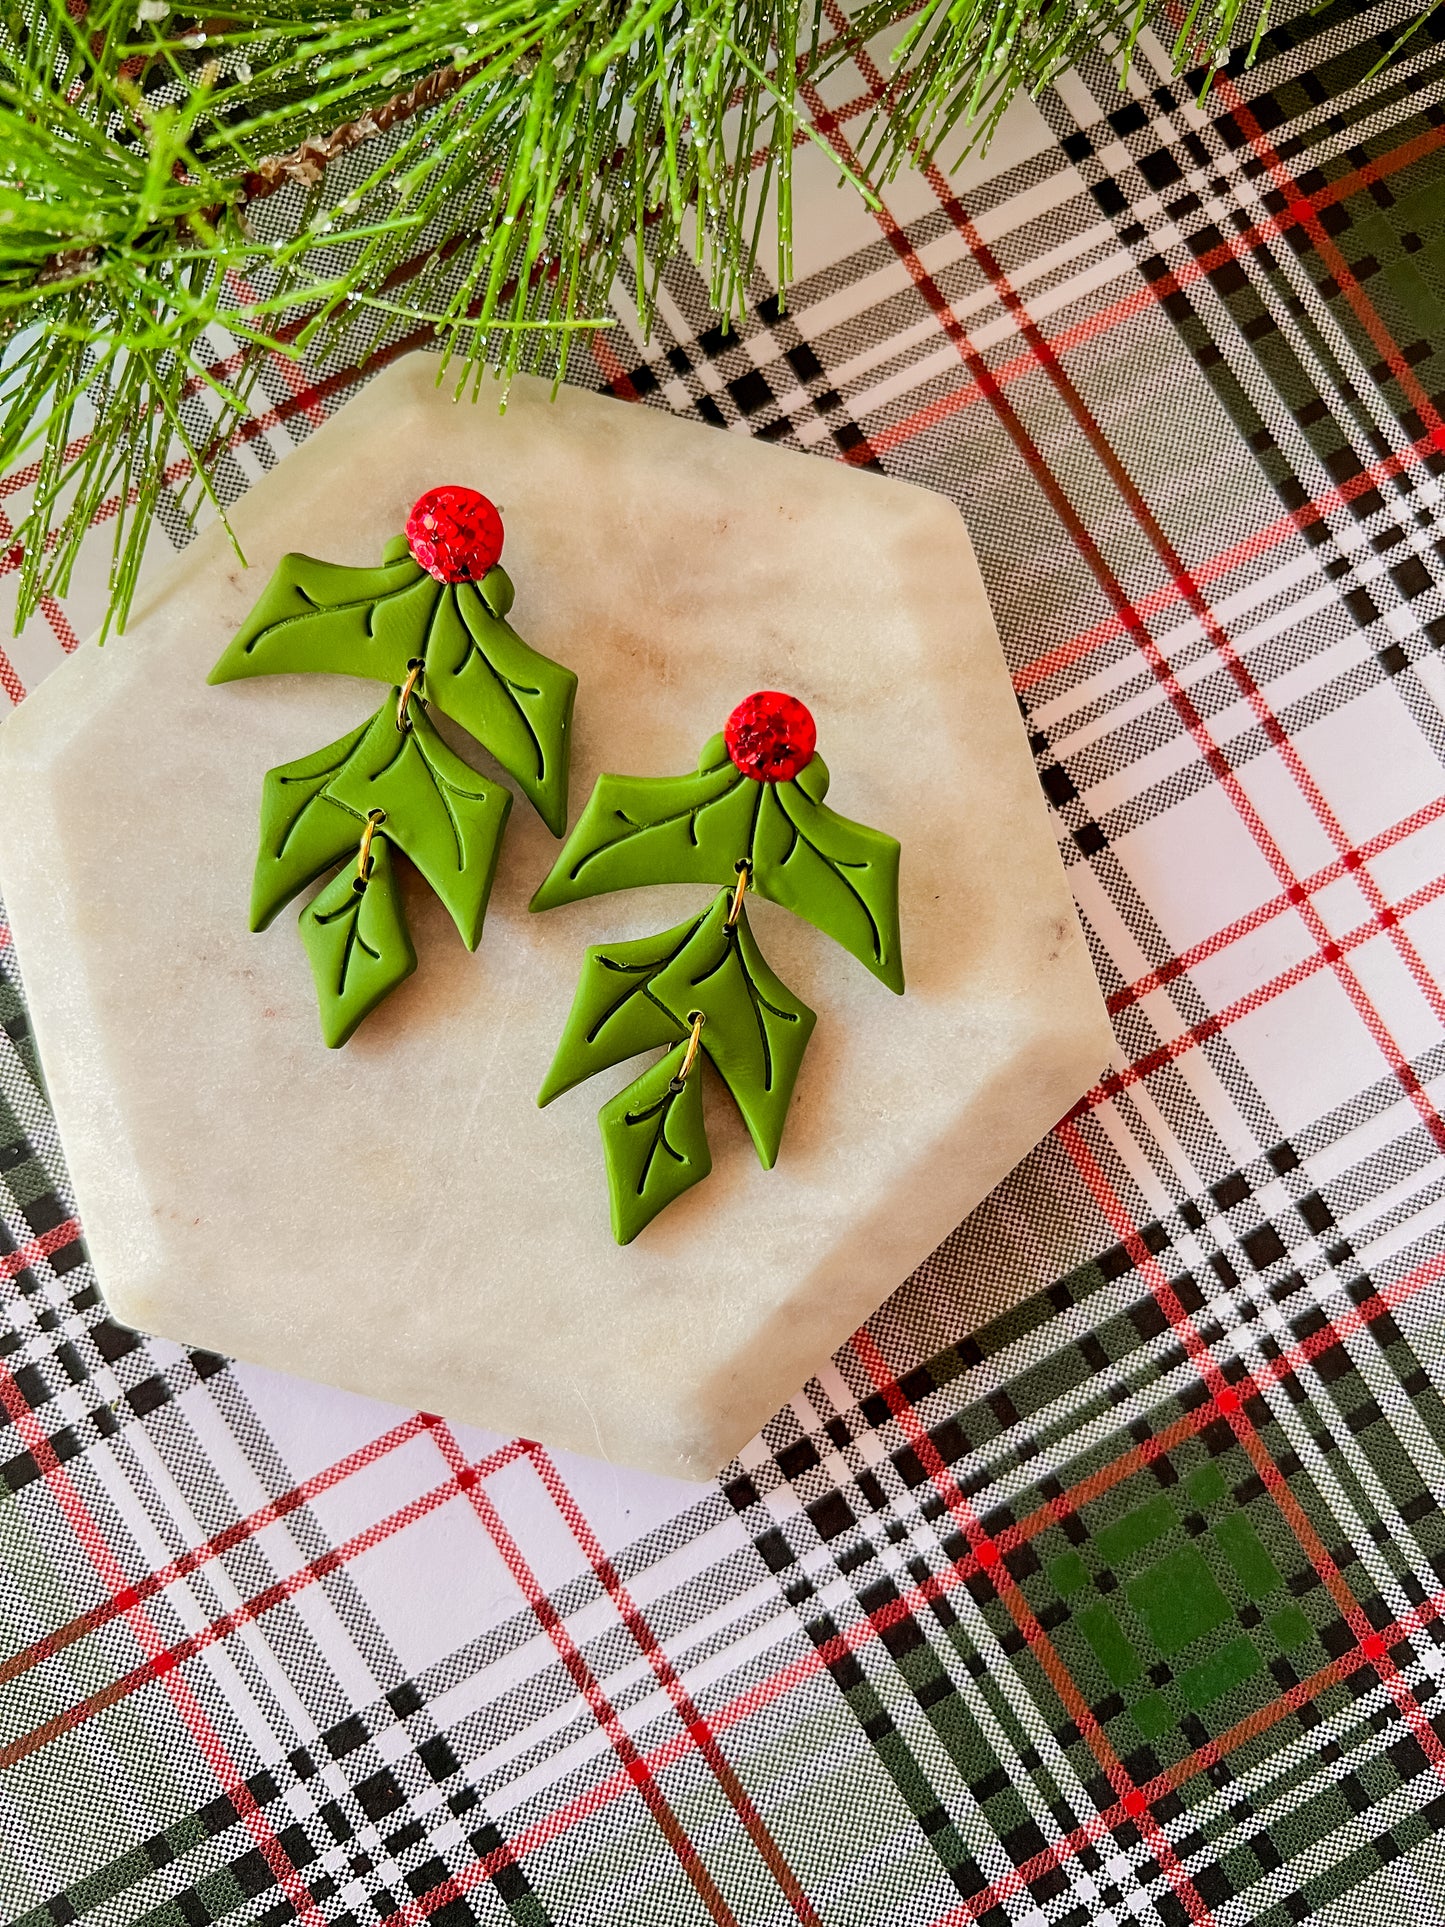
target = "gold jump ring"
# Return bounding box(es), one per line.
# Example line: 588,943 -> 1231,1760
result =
396,660 -> 424,732
726,859 -> 751,929
671,1009 -> 706,1089
355,808 -> 386,886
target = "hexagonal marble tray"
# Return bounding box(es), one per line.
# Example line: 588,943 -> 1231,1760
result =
0,358 -> 1113,1480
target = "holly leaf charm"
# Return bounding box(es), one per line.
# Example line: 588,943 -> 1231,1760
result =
325,698 -> 512,951
536,909 -> 703,1106
598,1042 -> 711,1245
534,733 -> 903,991
649,892 -> 816,1168
753,758 -> 904,994
530,735 -> 754,910
210,542 -> 576,836
300,837 -> 417,1049
539,694 -> 903,1235
250,719 -> 371,932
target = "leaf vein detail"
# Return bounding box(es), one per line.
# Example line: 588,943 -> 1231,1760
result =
455,592 -> 546,782
246,572 -> 426,656
569,770 -> 745,883
773,789 -> 882,963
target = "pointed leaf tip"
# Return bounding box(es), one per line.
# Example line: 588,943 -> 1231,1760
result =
300,837 -> 416,1048
250,718 -> 370,931
598,1043 -> 711,1244
435,584 -> 576,837
530,737 -> 903,988
209,545 -> 575,840
208,549 -> 432,686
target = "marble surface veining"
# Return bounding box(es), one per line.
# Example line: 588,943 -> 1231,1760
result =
0,358 -> 1114,1479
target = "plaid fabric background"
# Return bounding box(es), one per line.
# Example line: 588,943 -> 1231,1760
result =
7,0 -> 1445,1920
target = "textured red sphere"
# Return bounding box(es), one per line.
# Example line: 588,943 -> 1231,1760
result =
724,690 -> 817,782
406,485 -> 504,583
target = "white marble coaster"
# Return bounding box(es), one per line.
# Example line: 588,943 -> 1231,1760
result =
0,358 -> 1113,1480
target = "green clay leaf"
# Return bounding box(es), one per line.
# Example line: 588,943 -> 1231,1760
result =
209,551 -> 436,686
753,771 -> 904,994
299,836 -> 417,1049
530,734 -> 755,911
478,565 -> 515,619
211,548 -> 575,836
429,582 -> 577,837
533,733 -> 903,991
598,1042 -> 711,1245
649,892 -> 816,1168
537,909 -> 704,1107
325,697 -> 512,951
250,719 -> 372,932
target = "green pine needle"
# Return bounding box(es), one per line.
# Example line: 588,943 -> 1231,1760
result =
0,0 -> 1303,634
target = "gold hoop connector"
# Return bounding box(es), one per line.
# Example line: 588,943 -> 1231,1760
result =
726,859 -> 751,929
355,809 -> 385,888
396,660 -> 424,733
670,1009 -> 706,1090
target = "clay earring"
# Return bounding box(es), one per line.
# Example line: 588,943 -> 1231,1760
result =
531,691 -> 903,1243
209,487 -> 577,1046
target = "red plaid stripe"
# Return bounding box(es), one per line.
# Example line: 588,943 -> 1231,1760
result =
921,1578 -> 1445,1927
1084,861 -> 1445,1108
861,122 -> 1445,479
1209,66 -> 1445,447
529,1446 -> 826,1927
0,1409 -> 429,1687
427,1418 -> 748,1927
1107,793 -> 1445,1016
832,30 -> 1445,1168
1014,417 -> 1445,694
0,1216 -> 80,1282
13,1235 -> 1437,1735
852,1332 -> 1221,1927
0,1432 -> 531,1772
0,1343 -> 336,1927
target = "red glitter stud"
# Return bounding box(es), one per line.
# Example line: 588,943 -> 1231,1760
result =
405,485 -> 504,584
724,690 -> 817,783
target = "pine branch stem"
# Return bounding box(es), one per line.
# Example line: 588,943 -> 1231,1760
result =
4,0 -> 1291,636
30,56 -> 471,287
237,60 -> 468,202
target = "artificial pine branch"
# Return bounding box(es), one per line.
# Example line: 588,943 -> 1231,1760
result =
238,60 -> 466,199
1,0 -> 1295,637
